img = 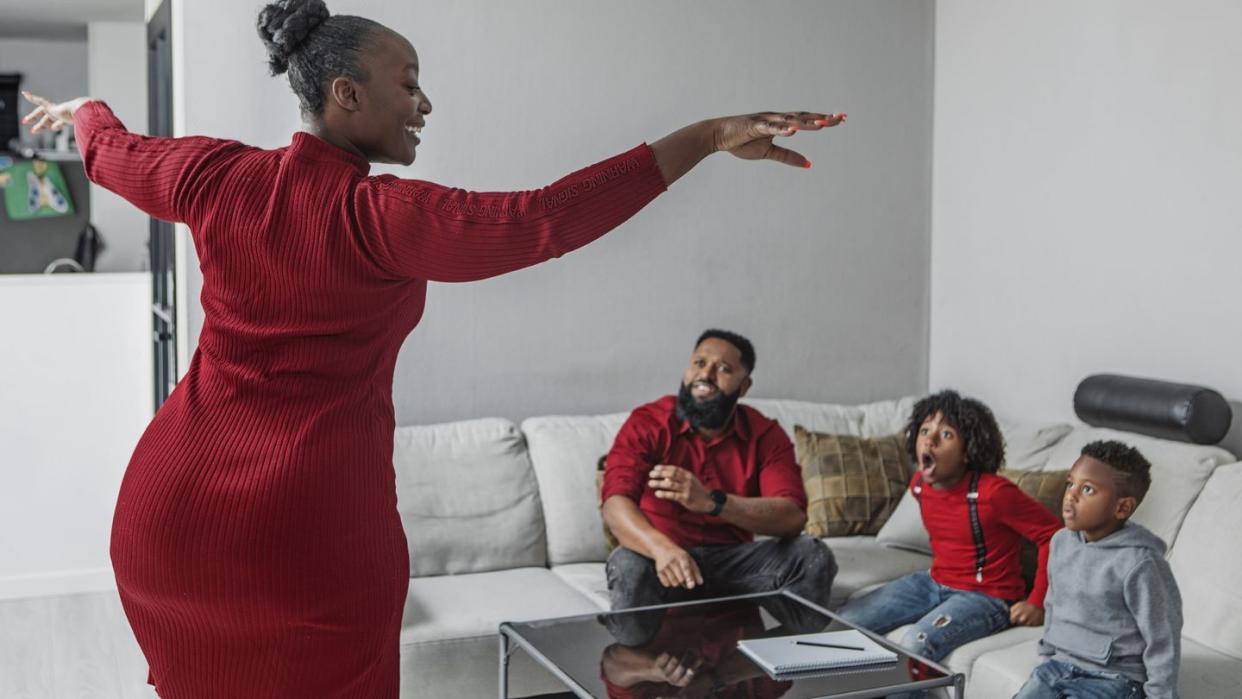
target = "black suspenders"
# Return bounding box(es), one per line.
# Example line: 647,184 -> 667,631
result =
913,471 -> 987,583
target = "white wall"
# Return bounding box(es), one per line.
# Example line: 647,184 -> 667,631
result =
87,21 -> 149,273
175,0 -> 935,424
0,274 -> 153,599
930,1 -> 1242,454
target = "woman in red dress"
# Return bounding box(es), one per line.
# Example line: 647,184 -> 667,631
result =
23,1 -> 843,696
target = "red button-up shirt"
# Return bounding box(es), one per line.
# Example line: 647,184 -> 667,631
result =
602,396 -> 807,548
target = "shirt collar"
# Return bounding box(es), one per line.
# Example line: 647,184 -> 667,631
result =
676,404 -> 751,442
289,131 -> 371,176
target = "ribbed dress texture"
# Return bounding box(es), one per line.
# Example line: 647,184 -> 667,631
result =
73,101 -> 666,697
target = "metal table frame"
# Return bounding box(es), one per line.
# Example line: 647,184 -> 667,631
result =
499,590 -> 965,699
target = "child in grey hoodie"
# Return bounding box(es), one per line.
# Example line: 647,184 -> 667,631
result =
1014,440 -> 1183,699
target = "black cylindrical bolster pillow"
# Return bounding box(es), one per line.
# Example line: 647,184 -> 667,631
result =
1074,374 -> 1233,445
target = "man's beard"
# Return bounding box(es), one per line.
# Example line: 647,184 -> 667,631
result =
676,380 -> 743,431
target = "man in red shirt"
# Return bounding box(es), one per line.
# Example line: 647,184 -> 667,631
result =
601,329 -> 836,618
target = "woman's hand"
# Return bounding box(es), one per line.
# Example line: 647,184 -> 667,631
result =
21,91 -> 92,135
712,111 -> 846,168
650,109 -> 845,186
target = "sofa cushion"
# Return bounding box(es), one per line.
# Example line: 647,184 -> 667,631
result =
393,418 -> 546,576
1169,461 -> 1242,660
523,413 -> 629,565
1179,637 -> 1242,698
401,567 -> 601,644
999,421 -> 1073,471
874,490 -> 931,554
796,429 -> 910,537
999,468 -> 1068,516
963,637 -> 1047,699
965,636 -> 1242,699
1040,427 -> 1234,548
551,562 -> 611,611
743,396 -> 919,442
822,536 -> 932,609
998,468 -> 1068,592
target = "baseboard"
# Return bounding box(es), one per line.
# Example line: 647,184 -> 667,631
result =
0,568 -> 117,600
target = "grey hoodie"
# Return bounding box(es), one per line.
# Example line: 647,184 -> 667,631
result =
1039,522 -> 1183,698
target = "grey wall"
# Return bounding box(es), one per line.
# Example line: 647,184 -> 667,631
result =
0,37 -> 88,145
177,0 -> 934,425
931,0 -> 1242,456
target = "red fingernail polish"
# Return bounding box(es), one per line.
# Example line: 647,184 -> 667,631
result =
803,160 -> 812,169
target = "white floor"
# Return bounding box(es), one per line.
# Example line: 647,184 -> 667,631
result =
0,590 -> 157,699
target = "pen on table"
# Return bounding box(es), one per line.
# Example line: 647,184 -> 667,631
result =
795,640 -> 865,651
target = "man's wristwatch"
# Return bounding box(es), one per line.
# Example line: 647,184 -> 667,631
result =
708,489 -> 728,516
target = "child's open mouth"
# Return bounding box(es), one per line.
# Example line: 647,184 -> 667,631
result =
920,451 -> 936,476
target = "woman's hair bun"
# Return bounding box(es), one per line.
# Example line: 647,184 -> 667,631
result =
257,0 -> 331,76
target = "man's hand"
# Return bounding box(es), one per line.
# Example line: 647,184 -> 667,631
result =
653,544 -> 704,590
1009,601 -> 1045,626
652,651 -> 701,688
648,465 -> 713,513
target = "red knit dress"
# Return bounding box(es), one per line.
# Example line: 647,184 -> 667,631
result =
74,101 -> 666,697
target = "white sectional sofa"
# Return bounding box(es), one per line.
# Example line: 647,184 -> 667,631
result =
389,396 -> 1242,698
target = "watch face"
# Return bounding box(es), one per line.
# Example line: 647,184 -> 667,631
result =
711,489 -> 727,505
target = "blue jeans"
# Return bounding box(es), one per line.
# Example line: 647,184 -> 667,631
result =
1014,658 -> 1143,699
836,571 -> 1012,663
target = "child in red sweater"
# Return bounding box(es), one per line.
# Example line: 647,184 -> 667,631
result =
838,391 -> 1062,676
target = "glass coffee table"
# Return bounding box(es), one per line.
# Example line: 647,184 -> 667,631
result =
499,591 -> 964,698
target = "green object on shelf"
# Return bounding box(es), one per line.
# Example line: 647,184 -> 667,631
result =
1,159 -> 76,220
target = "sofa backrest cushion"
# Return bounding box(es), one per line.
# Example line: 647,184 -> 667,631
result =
1039,427 -> 1234,548
522,413 -> 629,565
1168,461 -> 1242,660
393,418 -> 547,576
742,396 -> 918,441
1000,421 -> 1074,471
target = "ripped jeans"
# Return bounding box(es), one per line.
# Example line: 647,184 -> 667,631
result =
836,571 -> 1012,663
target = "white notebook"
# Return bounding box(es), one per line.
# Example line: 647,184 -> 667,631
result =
736,629 -> 899,677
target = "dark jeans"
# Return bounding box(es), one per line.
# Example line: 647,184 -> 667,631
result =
604,536 -> 837,643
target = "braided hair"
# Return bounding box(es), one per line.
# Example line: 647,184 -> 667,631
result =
256,0 -> 385,115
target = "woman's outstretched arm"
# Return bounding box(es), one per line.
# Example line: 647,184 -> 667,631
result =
357,109 -> 845,282
22,92 -> 250,226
